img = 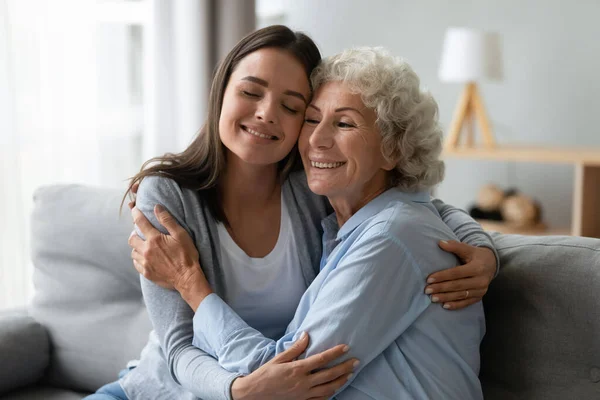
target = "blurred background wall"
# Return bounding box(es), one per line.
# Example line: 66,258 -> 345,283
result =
278,0 -> 600,229
2,0 -> 598,309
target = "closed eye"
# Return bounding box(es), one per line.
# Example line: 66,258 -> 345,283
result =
283,104 -> 299,114
338,122 -> 356,128
242,90 -> 260,98
304,119 -> 320,124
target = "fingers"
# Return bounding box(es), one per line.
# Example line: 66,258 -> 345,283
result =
131,207 -> 159,238
128,183 -> 139,209
133,259 -> 174,289
442,297 -> 480,310
426,260 -> 484,285
309,357 -> 358,386
299,344 -> 350,372
308,372 -> 353,399
438,240 -> 475,262
131,250 -> 146,269
128,231 -> 145,251
270,332 -> 309,363
132,259 -> 145,275
425,276 -> 483,295
429,288 -> 487,305
154,205 -> 185,237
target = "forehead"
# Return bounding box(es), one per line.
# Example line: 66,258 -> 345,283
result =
311,81 -> 364,108
310,81 -> 375,118
231,48 -> 308,89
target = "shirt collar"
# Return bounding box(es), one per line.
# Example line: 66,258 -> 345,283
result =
327,188 -> 430,241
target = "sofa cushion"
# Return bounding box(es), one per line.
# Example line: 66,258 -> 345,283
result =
481,233 -> 600,399
0,310 -> 49,395
2,385 -> 89,400
30,185 -> 152,392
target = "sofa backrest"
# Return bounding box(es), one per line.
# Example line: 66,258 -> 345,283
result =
29,184 -> 600,397
30,185 -> 152,392
482,232 -> 600,399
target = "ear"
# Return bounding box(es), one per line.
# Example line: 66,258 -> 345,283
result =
381,154 -> 398,171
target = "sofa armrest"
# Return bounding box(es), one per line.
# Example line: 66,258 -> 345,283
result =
0,309 -> 50,395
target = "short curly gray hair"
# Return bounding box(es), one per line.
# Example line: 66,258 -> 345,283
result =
310,47 -> 445,192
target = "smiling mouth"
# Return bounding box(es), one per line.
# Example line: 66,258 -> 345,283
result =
310,161 -> 346,169
241,125 -> 278,140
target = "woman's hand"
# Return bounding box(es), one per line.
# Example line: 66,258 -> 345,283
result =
232,332 -> 358,400
425,240 -> 497,310
129,205 -> 213,309
127,182 -> 140,209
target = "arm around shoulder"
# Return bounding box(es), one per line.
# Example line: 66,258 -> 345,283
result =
432,198 -> 500,275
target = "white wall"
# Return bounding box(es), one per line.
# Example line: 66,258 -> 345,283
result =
283,0 -> 600,229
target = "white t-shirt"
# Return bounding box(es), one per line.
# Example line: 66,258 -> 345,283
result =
216,190 -> 307,340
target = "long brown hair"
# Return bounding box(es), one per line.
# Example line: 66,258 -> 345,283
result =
123,25 -> 321,223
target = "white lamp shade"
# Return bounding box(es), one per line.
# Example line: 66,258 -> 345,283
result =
438,28 -> 503,83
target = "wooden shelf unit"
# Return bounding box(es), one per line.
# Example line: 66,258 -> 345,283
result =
443,145 -> 600,238
475,220 -> 571,237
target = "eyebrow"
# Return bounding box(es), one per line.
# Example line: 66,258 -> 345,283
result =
241,75 -> 307,104
308,104 -> 364,116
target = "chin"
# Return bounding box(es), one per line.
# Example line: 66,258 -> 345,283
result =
306,180 -> 333,197
233,148 -> 287,166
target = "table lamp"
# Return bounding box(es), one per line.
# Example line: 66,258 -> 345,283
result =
439,28 -> 503,149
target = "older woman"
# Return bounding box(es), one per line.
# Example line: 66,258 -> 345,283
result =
133,47 -> 485,399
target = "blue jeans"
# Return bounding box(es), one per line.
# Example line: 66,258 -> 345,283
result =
83,369 -> 130,400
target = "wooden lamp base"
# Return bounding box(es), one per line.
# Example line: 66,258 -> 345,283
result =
445,82 -> 496,149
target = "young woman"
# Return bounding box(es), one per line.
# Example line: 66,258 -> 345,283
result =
88,25 -> 498,400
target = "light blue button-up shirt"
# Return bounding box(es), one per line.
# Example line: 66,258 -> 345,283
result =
193,188 -> 485,399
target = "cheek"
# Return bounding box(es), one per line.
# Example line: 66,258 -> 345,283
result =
283,116 -> 304,142
298,125 -> 311,152
218,99 -> 235,132
218,111 -> 232,143
345,141 -> 380,176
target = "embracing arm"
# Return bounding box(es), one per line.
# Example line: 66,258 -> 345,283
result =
191,231 -> 428,389
135,176 -> 238,400
432,198 -> 499,275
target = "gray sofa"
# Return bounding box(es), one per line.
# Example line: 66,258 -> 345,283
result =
0,184 -> 599,399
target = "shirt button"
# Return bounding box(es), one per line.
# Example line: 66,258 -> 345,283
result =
591,367 -> 600,383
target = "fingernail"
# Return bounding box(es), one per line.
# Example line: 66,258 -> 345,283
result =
353,360 -> 360,368
300,331 -> 307,340
431,296 -> 439,303
342,345 -> 349,353
425,288 -> 433,295
346,373 -> 353,381
443,304 -> 451,309
440,240 -> 449,245
155,204 -> 165,213
427,277 -> 435,284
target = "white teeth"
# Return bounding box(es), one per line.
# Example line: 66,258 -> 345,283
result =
310,161 -> 345,169
245,126 -> 275,140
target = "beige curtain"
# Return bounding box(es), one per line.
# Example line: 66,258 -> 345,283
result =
1,0 -> 102,310
0,0 -> 256,311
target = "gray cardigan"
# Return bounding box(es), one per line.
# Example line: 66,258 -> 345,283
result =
120,171 -> 498,400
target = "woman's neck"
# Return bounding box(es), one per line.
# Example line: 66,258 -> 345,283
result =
220,154 -> 281,213
329,175 -> 390,228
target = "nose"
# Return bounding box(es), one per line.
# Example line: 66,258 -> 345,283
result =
255,97 -> 277,124
308,122 -> 334,150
